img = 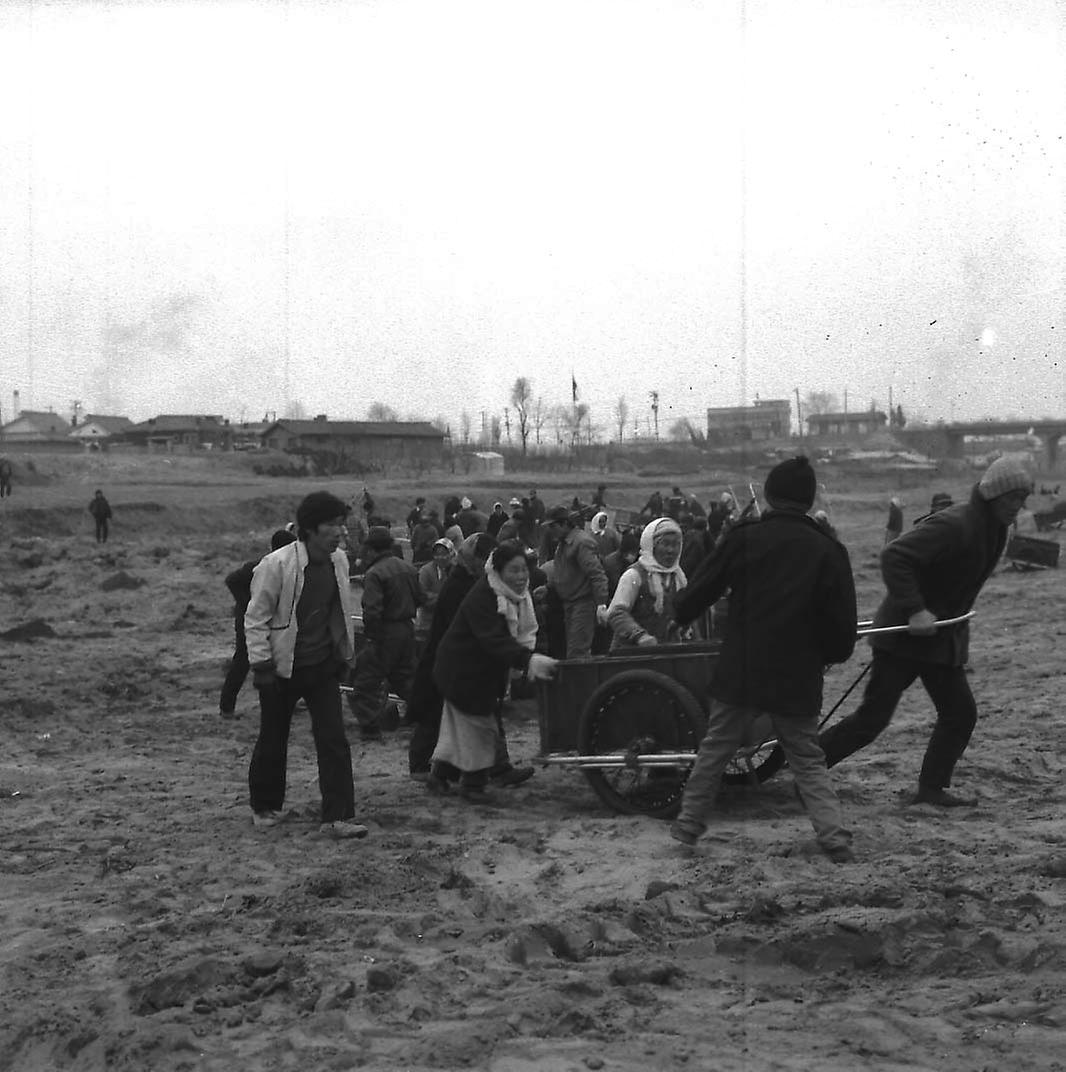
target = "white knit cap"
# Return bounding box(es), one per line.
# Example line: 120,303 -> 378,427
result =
977,456 -> 1033,501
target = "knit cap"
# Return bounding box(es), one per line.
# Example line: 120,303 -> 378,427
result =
977,457 -> 1033,501
764,456 -> 817,510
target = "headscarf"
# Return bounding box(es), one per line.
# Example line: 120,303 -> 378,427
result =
456,532 -> 490,576
637,517 -> 687,613
590,511 -> 609,534
484,560 -> 538,651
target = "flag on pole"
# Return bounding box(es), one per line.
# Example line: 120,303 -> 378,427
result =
571,374 -> 578,403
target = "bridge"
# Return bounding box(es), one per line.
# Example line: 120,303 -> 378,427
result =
905,419 -> 1066,468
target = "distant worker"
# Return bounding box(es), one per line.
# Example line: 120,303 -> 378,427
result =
912,491 -> 954,527
0,456 -> 12,498
220,529 -> 297,719
347,526 -> 424,740
89,490 -> 113,543
884,496 -> 904,545
818,456 -> 1033,808
544,505 -> 610,658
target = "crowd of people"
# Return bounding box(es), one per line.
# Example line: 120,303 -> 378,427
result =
220,455 -> 1035,859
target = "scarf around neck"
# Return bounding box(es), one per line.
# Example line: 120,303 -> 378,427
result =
484,564 -> 538,651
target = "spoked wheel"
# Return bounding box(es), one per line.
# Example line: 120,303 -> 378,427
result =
576,670 -> 704,818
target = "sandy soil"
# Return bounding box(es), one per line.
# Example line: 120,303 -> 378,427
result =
2,456 -> 1066,1072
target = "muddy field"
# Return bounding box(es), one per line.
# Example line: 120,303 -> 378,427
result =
2,455 -> 1066,1072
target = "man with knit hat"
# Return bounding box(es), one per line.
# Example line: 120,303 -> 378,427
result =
245,491 -> 366,839
818,454 -> 1033,807
670,456 -> 858,862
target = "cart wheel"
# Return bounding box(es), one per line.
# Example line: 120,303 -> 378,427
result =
722,742 -> 786,786
577,669 -> 703,819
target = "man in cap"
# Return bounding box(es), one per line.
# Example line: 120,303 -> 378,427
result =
245,491 -> 366,839
669,456 -> 858,863
347,525 -> 425,740
544,504 -> 610,658
818,456 -> 1033,807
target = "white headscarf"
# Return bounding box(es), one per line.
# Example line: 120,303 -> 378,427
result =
638,517 -> 687,613
484,559 -> 538,651
590,511 -> 609,534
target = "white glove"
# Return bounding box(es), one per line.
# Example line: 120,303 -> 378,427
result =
636,633 -> 658,647
527,653 -> 559,681
595,603 -> 609,625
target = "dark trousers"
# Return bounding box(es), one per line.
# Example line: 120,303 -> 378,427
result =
94,518 -> 109,542
347,622 -> 415,733
248,662 -> 355,822
0,478 -> 10,498
219,617 -> 250,714
818,649 -> 978,789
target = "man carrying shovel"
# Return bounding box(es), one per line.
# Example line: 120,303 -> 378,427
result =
818,456 -> 1033,807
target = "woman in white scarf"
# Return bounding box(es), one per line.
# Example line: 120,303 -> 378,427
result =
431,543 -> 556,799
606,517 -> 687,648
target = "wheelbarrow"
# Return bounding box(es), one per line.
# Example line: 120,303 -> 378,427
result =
536,613 -> 975,818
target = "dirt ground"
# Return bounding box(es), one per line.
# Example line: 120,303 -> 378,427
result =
2,454 -> 1066,1072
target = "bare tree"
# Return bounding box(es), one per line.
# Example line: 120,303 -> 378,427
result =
285,398 -> 308,419
533,397 -> 548,446
614,395 -> 629,441
367,402 -> 399,421
490,415 -> 502,446
649,391 -> 660,440
459,411 -> 472,445
509,377 -> 533,455
803,391 -> 839,416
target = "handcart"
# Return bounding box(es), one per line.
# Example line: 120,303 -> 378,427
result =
536,613 -> 974,818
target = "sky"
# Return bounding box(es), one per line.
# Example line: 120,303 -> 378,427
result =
1,0 -> 1064,437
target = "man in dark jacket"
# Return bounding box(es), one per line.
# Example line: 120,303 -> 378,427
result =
347,527 -> 424,740
818,456 -> 1032,807
220,528 -> 297,718
544,504 -> 610,658
89,490 -> 112,543
669,456 -> 858,863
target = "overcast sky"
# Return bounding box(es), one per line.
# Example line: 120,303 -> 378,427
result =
1,0 -> 1063,435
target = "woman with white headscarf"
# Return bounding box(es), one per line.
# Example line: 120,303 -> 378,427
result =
606,517 -> 687,648
589,510 -> 621,559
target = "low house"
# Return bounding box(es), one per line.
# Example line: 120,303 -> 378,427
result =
228,421 -> 271,451
806,410 -> 888,438
260,417 -> 445,467
0,410 -> 74,448
121,415 -> 227,451
69,414 -> 135,450
706,399 -> 792,443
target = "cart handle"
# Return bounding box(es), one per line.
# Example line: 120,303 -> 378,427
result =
857,610 -> 974,637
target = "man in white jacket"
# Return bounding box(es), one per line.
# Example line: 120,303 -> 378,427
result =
245,491 -> 366,839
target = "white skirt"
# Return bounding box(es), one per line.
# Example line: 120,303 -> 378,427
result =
432,699 -> 500,773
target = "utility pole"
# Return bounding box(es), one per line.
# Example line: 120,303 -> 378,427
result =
794,387 -> 802,440
650,391 -> 660,440
70,399 -> 83,428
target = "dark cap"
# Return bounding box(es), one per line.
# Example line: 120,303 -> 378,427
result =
296,491 -> 349,533
365,525 -> 394,550
764,456 -> 816,510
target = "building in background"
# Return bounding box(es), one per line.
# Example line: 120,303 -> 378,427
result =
706,399 -> 791,443
0,410 -> 75,449
69,415 -> 135,450
260,417 -> 446,469
121,415 -> 227,451
806,410 -> 888,438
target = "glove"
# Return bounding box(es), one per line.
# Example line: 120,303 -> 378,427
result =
907,609 -> 938,636
595,604 -> 609,626
527,653 -> 559,682
252,665 -> 277,689
636,633 -> 658,647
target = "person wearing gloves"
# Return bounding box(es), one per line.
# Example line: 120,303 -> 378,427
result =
543,504 -> 610,658
431,541 -> 558,801
244,491 -> 366,840
818,455 -> 1033,807
606,517 -> 687,649
669,456 -> 858,863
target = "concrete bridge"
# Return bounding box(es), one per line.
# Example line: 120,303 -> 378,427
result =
904,419 -> 1066,469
